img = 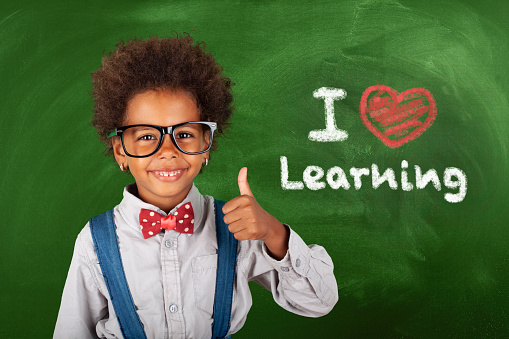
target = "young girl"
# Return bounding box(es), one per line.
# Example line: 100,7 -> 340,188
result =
54,34 -> 338,339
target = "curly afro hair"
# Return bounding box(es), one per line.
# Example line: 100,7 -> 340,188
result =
91,33 -> 234,157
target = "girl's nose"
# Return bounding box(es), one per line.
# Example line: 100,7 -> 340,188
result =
157,134 -> 179,158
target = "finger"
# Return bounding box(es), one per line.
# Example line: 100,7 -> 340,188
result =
232,229 -> 250,241
222,207 -> 247,225
222,195 -> 250,214
227,220 -> 248,234
238,167 -> 254,197
232,227 -> 261,241
222,194 -> 255,214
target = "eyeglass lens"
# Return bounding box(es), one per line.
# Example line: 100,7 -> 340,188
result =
122,123 -> 212,156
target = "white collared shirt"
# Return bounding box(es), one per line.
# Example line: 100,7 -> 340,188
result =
54,184 -> 338,338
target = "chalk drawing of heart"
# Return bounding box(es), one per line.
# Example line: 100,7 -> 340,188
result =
359,85 -> 437,148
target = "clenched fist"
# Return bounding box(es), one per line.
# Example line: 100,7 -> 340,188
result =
222,167 -> 289,260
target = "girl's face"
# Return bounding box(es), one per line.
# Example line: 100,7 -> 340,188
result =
112,89 -> 208,213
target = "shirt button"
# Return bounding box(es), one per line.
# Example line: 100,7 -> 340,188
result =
165,240 -> 172,248
169,304 -> 178,313
296,259 -> 301,267
281,267 -> 290,272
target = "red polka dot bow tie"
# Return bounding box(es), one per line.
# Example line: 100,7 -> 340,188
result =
139,203 -> 195,239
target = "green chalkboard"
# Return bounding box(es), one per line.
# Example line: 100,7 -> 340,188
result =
1,0 -> 508,337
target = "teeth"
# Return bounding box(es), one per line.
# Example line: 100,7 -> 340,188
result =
154,170 -> 182,177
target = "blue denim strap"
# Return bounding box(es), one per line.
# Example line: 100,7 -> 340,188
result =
89,209 -> 147,339
90,202 -> 237,339
212,199 -> 239,339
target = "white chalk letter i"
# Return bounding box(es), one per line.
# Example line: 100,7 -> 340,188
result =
308,87 -> 348,142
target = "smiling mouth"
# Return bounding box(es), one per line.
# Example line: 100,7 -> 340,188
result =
153,170 -> 184,177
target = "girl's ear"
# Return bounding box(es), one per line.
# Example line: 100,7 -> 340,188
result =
112,136 -> 127,165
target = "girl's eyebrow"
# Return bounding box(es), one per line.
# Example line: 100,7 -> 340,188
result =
132,126 -> 156,131
178,125 -> 201,130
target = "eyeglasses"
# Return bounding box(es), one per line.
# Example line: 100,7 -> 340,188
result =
107,121 -> 217,158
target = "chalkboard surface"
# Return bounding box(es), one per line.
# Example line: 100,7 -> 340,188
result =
1,0 -> 508,337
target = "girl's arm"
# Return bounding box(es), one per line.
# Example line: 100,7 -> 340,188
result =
54,226 -> 108,339
223,167 -> 338,316
240,226 -> 338,317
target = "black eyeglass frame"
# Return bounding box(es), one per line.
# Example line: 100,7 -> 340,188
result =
107,121 -> 217,158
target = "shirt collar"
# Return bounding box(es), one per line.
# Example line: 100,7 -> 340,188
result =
118,183 -> 204,235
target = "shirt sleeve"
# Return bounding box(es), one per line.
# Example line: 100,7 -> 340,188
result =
53,224 -> 108,339
239,224 -> 338,317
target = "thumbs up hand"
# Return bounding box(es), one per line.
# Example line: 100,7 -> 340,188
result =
222,167 -> 289,260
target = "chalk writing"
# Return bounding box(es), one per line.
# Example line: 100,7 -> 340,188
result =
280,156 -> 468,203
359,85 -> 437,148
282,87 -> 466,203
308,87 -> 348,142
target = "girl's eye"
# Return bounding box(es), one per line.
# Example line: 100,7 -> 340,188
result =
138,134 -> 157,141
176,132 -> 194,139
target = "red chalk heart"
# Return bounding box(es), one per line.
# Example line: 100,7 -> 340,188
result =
359,85 -> 436,148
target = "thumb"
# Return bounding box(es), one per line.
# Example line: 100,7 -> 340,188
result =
238,167 -> 254,197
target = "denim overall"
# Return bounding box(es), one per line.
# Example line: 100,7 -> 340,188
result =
89,199 -> 237,339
